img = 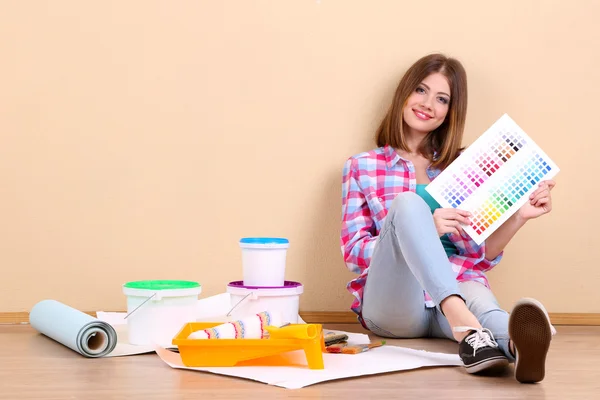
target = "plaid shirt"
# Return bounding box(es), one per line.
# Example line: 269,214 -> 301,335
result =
341,145 -> 503,324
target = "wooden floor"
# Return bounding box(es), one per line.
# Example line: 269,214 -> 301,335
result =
1,324 -> 599,399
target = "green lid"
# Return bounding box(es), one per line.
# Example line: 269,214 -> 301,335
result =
123,280 -> 200,290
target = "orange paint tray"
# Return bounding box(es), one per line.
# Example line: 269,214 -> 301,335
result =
172,322 -> 326,369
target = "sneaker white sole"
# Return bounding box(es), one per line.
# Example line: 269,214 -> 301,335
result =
509,298 -> 553,383
464,356 -> 509,374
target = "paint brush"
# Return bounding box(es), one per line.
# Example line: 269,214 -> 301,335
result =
325,340 -> 386,354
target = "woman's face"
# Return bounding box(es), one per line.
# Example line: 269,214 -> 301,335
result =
402,72 -> 451,136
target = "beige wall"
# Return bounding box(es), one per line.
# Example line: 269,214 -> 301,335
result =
1,1 -> 598,314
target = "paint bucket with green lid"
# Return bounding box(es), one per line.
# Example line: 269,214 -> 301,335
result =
122,280 -> 201,346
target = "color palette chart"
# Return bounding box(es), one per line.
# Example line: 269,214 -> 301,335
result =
426,114 -> 560,245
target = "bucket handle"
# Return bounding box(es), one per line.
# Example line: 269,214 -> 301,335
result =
124,293 -> 157,320
226,291 -> 254,317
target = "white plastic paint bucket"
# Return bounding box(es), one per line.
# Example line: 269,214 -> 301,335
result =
226,280 -> 303,324
239,237 -> 289,287
122,280 -> 201,346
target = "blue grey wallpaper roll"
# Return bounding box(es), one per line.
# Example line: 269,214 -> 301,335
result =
29,299 -> 117,357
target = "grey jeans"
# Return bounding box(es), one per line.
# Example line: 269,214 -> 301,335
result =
361,191 -> 514,361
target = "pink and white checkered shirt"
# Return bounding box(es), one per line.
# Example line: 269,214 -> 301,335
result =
341,145 -> 502,325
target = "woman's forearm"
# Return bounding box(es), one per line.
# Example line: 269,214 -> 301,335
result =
484,213 -> 528,260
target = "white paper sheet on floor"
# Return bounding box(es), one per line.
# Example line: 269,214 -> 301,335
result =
154,330 -> 462,389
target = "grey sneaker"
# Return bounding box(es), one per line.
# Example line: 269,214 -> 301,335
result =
509,298 -> 556,383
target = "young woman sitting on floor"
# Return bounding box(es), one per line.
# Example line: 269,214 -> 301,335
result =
340,53 -> 556,383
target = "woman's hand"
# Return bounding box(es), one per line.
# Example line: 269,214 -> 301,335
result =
517,180 -> 556,221
433,208 -> 471,236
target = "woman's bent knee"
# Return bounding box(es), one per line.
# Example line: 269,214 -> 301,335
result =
389,192 -> 431,219
388,191 -> 432,226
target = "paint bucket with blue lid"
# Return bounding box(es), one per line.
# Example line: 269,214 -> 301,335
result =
239,237 -> 289,287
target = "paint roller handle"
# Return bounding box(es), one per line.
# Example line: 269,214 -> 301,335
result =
265,324 -> 321,340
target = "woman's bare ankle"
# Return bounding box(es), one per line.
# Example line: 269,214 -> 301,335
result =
440,295 -> 482,341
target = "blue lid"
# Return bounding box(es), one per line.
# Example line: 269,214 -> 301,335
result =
239,237 -> 289,244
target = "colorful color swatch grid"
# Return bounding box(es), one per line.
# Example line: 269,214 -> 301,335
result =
426,114 -> 560,245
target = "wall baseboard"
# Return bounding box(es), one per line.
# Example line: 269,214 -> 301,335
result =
300,312 -> 600,326
2,311 -> 600,326
1,311 -> 97,325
